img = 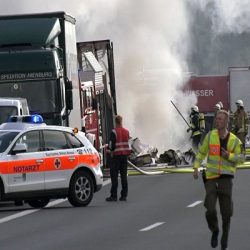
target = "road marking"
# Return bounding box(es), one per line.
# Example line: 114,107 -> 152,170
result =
0,198 -> 67,224
46,198 -> 67,208
0,209 -> 38,224
139,222 -> 165,231
187,200 -> 203,208
0,180 -> 111,224
103,179 -> 111,186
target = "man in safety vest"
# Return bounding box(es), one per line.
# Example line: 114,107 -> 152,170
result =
187,105 -> 205,151
106,115 -> 131,202
193,110 -> 244,250
231,99 -> 249,150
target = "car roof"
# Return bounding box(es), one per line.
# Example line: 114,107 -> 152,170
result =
0,122 -> 74,133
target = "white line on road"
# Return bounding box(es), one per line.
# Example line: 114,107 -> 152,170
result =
0,179 -> 112,224
0,209 -> 38,224
187,200 -> 203,208
103,179 -> 111,186
139,222 -> 165,232
0,198 -> 67,224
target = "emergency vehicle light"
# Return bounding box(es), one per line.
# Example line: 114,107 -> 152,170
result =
8,115 -> 44,124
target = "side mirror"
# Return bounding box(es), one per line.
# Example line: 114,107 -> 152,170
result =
12,143 -> 27,155
65,79 -> 73,110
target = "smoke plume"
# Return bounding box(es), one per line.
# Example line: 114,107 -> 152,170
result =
2,0 -> 249,152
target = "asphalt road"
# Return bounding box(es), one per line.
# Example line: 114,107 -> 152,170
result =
0,170 -> 250,250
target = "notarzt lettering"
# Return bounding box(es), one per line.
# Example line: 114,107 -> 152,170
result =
14,165 -> 39,173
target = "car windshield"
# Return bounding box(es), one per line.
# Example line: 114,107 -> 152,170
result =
0,131 -> 19,153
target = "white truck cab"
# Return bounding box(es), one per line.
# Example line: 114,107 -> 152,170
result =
0,98 -> 30,124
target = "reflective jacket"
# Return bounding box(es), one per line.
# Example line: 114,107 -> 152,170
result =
112,127 -> 131,156
194,129 -> 244,179
189,112 -> 205,137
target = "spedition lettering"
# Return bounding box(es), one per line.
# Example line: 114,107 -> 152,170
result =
0,72 -> 53,80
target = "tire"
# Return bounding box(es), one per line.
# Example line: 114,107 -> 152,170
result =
68,171 -> 94,207
27,199 -> 50,208
0,180 -> 3,201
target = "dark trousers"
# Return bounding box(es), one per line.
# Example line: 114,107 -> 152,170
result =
204,177 -> 233,247
192,134 -> 201,152
236,132 -> 246,150
110,155 -> 128,198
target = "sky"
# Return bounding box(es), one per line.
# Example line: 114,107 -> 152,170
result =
1,0 -> 250,152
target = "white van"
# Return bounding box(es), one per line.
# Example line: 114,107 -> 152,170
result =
0,98 -> 30,124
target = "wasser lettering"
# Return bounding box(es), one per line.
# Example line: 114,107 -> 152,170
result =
195,89 -> 214,97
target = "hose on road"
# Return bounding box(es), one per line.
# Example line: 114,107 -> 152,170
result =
128,160 -> 164,175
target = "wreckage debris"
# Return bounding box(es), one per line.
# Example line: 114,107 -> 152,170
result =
129,137 -> 195,167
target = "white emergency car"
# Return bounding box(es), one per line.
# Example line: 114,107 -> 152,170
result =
0,115 -> 103,208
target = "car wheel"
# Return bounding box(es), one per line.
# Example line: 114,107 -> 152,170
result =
27,199 -> 50,208
68,171 -> 94,207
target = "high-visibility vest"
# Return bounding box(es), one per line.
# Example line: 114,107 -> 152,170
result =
194,129 -> 244,179
199,113 -> 205,131
112,127 -> 131,156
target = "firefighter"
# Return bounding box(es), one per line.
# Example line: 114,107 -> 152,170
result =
231,99 -> 249,149
193,110 -> 244,250
106,115 -> 131,202
187,105 -> 205,151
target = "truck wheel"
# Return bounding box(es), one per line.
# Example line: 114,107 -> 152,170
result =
27,199 -> 50,208
68,171 -> 94,207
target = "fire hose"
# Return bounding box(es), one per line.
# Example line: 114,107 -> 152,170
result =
128,160 -> 164,175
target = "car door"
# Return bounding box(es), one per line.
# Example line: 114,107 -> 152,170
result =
43,129 -> 79,190
7,130 -> 45,193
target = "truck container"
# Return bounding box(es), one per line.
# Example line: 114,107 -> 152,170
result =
185,75 -> 230,132
77,40 -> 117,150
229,67 -> 250,114
186,75 -> 230,113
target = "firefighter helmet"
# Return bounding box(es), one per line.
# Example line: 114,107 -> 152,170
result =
218,101 -> 223,109
191,105 -> 199,112
215,103 -> 221,110
235,100 -> 244,107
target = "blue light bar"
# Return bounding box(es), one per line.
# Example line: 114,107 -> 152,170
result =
8,115 -> 44,124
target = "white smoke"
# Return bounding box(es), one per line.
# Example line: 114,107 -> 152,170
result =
190,0 -> 250,34
0,0 -> 206,152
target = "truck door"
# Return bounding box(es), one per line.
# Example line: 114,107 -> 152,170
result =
7,130 -> 45,193
43,130 -> 79,190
